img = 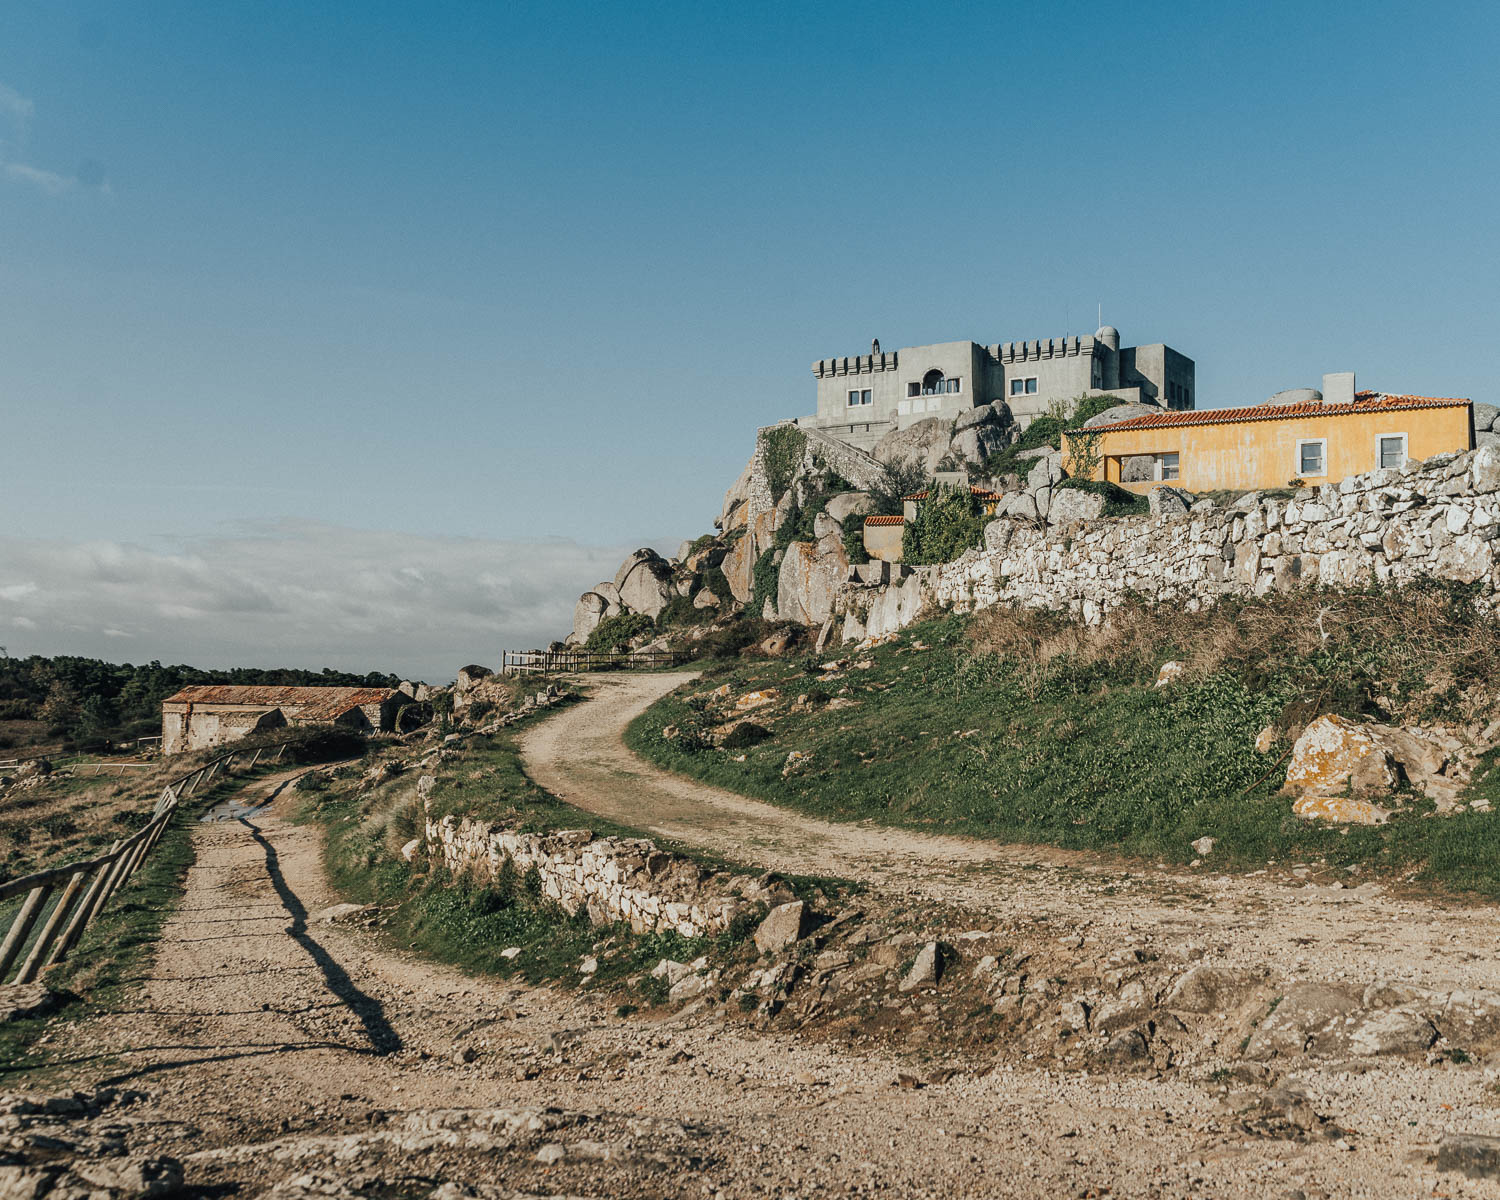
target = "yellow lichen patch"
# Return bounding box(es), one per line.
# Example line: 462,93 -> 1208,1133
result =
1292,794 -> 1393,825
1283,714 -> 1397,798
735,689 -> 781,711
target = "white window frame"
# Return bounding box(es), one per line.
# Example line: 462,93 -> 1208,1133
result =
1295,437 -> 1327,478
1010,376 -> 1039,397
1156,452 -> 1180,481
847,389 -> 860,407
1375,431 -> 1407,469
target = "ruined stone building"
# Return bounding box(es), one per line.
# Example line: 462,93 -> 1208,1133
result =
160,685 -> 406,755
801,325 -> 1195,450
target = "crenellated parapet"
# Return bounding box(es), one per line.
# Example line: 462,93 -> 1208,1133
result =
989,335 -> 1099,364
811,350 -> 899,378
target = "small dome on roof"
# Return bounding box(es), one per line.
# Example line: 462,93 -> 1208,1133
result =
1095,325 -> 1120,349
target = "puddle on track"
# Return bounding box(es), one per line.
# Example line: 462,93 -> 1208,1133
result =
200,774 -> 304,823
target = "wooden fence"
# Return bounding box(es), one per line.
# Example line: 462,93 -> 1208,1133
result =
0,742 -> 287,987
500,649 -> 685,675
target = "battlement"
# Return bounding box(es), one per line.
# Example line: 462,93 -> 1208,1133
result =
812,350 -> 899,378
989,335 -> 1098,364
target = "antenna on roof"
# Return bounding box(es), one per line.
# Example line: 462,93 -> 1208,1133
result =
1097,301 -> 1102,328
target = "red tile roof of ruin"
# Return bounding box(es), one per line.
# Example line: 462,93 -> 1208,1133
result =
863,515 -> 907,526
1090,392 -> 1470,433
163,685 -> 397,720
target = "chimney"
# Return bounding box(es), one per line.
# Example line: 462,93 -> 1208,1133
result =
1322,371 -> 1356,406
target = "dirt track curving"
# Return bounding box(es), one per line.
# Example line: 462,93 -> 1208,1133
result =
520,671 -> 1500,993
11,690 -> 1500,1197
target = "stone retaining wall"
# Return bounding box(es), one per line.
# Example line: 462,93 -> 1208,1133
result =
422,808 -> 742,938
838,445 -> 1500,640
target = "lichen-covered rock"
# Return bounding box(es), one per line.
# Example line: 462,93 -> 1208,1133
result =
721,532 -> 756,604
1047,487 -> 1105,526
873,417 -> 952,473
1147,485 -> 1194,517
777,539 -> 849,626
1080,401 -> 1163,429
824,491 -> 873,525
615,549 -> 674,618
1284,714 -> 1470,819
570,591 -> 609,644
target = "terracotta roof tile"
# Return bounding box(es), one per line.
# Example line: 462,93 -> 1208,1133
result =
1090,392 -> 1469,434
163,685 -> 397,721
863,515 -> 906,526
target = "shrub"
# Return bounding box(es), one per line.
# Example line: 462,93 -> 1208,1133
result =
656,595 -> 712,631
761,426 -> 807,504
903,484 -> 986,565
1053,477 -> 1149,516
585,612 -> 654,652
843,523 -> 870,565
693,618 -> 768,662
869,458 -> 929,517
752,549 -> 779,614
703,565 -> 735,606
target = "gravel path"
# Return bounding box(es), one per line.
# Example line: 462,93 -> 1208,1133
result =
14,701 -> 1500,1196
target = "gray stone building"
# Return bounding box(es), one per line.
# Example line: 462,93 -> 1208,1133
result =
800,326 -> 1195,451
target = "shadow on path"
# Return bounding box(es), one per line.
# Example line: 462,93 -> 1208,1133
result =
241,817 -> 401,1057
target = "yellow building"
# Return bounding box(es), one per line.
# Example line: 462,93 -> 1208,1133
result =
1067,391 -> 1473,494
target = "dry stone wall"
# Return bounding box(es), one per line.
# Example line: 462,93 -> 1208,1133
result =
422,808 -> 743,938
839,446 -> 1500,641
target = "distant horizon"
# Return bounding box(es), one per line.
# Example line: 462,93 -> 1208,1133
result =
3,0 -> 1496,674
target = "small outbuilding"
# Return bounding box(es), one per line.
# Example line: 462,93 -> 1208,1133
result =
161,685 -> 407,755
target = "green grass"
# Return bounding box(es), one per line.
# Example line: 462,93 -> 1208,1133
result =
301,719 -> 854,999
624,609 -> 1500,899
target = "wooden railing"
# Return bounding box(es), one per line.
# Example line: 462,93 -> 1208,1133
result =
0,742 -> 287,986
500,648 -> 685,675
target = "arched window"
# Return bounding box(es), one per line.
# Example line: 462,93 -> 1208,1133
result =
922,369 -> 945,396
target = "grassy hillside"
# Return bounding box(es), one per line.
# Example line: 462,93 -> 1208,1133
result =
626,585 -> 1500,896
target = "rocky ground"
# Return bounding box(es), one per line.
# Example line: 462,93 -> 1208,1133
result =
5,684 -> 1500,1197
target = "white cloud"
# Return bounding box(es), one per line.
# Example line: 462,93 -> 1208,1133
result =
0,82 -> 33,132
4,160 -> 72,194
0,520 -> 638,680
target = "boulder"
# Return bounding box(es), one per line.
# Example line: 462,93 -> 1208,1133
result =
1000,492 -> 1039,522
615,549 -> 674,618
1121,455 -> 1156,483
754,901 -> 808,953
721,533 -> 756,604
777,539 -> 850,626
954,401 -> 1010,432
720,453 -> 755,530
813,511 -> 842,541
453,665 -> 492,710
1283,714 -> 1468,818
949,421 -> 1010,467
1473,402 -> 1500,433
692,588 -> 721,610
1046,487 -> 1105,525
873,417 -> 952,473
1148,486 -> 1194,517
1026,453 -> 1064,493
1438,1133 -> 1500,1180
899,941 -> 946,992
1080,401 -> 1163,429
1347,1006 -> 1438,1056
571,592 -> 609,644
1471,443 -> 1500,494
824,492 -> 873,525
1243,982 -> 1362,1060
1165,965 -> 1268,1014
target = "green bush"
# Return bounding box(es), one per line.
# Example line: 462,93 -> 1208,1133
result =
902,484 -> 986,565
656,595 -> 712,631
585,612 -> 655,652
752,549 -> 779,614
1053,477 -> 1149,516
761,426 -> 807,504
843,523 -> 870,564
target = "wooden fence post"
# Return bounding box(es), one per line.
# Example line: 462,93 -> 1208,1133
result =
0,885 -> 51,982
52,852 -> 118,964
15,870 -> 88,984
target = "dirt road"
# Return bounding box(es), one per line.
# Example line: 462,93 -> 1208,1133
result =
10,699 -> 1497,1197
521,672 -> 1500,993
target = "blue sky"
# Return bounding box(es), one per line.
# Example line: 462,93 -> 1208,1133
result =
1,1 -> 1497,677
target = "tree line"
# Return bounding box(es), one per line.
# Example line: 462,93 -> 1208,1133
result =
0,649 -> 399,751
